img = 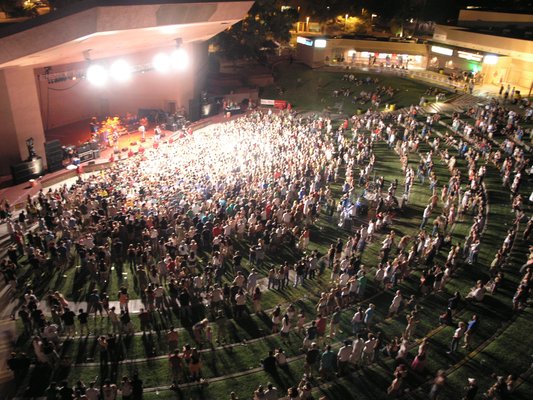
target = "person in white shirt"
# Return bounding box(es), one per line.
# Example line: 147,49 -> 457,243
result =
350,334 -> 365,367
101,379 -> 117,400
275,348 -> 288,367
351,307 -> 364,334
85,381 -> 99,400
363,334 -> 376,365
138,124 -> 146,140
337,340 -> 353,375
374,264 -> 385,288
420,204 -> 432,229
247,269 -> 260,293
388,290 -> 403,317
448,321 -> 466,354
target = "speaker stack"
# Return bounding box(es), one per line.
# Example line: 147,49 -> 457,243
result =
44,140 -> 63,173
11,157 -> 45,184
188,98 -> 201,122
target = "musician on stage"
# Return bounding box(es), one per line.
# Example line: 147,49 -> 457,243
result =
90,117 -> 99,134
154,125 -> 161,142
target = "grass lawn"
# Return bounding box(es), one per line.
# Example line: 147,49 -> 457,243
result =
261,63 -> 442,113
9,63 -> 532,400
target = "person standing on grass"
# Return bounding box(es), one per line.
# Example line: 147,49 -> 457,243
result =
462,378 -> 478,400
78,308 -> 89,336
411,338 -> 428,373
59,381 -> 74,400
215,310 -> 228,344
271,306 -> 282,334
264,383 -> 279,400
362,333 -> 376,365
351,307 -> 364,335
358,271 -> 368,297
280,314 -> 291,342
262,350 -> 277,374
167,327 -> 179,351
304,342 -> 320,378
337,340 -> 352,376
350,334 -> 365,368
303,320 -> 318,349
463,314 -> 479,350
275,348 -> 288,368
364,303 -> 376,330
429,370 -> 447,400
420,204 -> 432,229
315,314 -> 327,346
329,306 -> 342,336
404,311 -> 418,341
252,286 -> 262,314
448,291 -> 462,316
87,289 -> 103,319
447,321 -> 466,354
235,289 -> 247,319
85,381 -> 99,400
189,348 -> 203,382
138,308 -> 152,334
131,373 -> 143,400
387,364 -> 407,397
297,311 -> 306,334
388,290 -> 403,318
101,379 -> 118,400
320,345 -> 337,380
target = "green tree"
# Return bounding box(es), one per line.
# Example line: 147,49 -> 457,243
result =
212,0 -> 298,61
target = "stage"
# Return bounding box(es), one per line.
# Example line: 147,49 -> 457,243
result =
0,110 -> 251,208
45,118 -> 169,154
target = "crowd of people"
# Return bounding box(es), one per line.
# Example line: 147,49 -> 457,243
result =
1,80 -> 531,400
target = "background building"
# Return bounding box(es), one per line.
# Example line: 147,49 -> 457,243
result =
430,9 -> 533,91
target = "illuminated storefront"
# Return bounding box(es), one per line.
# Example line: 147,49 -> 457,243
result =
296,36 -> 428,69
430,10 -> 533,90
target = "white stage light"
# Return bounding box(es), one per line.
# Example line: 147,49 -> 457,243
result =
170,48 -> 189,71
86,64 -> 108,86
153,53 -> 170,73
110,59 -> 132,82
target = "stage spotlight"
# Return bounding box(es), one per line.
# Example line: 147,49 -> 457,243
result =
170,47 -> 189,71
153,52 -> 170,73
110,59 -> 132,82
86,64 -> 108,86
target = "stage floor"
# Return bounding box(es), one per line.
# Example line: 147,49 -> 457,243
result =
45,119 -> 162,152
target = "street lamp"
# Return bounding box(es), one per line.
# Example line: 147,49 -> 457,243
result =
345,14 -> 349,31
306,16 -> 310,32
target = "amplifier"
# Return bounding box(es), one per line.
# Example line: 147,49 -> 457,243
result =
44,140 -> 62,151
11,157 -> 44,184
78,151 -> 94,163
78,143 -> 91,153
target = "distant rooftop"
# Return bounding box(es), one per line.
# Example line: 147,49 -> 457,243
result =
456,25 -> 533,41
453,9 -> 533,40
461,6 -> 533,15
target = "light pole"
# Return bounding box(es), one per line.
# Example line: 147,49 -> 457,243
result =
345,14 -> 349,31
306,16 -> 310,32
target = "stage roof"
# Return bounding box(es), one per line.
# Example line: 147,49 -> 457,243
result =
0,0 -> 254,69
